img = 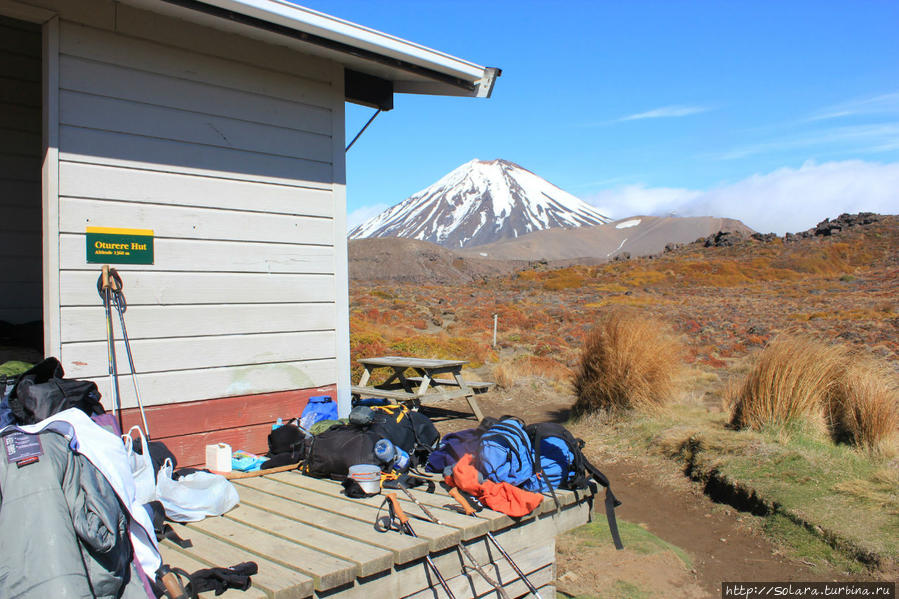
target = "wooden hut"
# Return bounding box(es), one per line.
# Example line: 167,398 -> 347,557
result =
0,0 -> 499,465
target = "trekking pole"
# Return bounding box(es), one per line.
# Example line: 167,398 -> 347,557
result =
107,268 -> 150,437
385,493 -> 456,599
99,265 -> 123,432
397,483 -> 510,599
449,488 -> 543,599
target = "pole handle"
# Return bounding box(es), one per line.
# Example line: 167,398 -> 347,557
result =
101,264 -> 110,291
108,267 -> 122,293
449,488 -> 476,516
386,493 -> 409,524
158,567 -> 188,599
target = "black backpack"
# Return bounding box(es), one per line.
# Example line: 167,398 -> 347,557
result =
302,424 -> 378,479
8,357 -> 104,425
367,404 -> 439,466
526,422 -> 623,550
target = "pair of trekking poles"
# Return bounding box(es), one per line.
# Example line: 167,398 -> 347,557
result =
98,265 -> 149,437
383,483 -> 543,599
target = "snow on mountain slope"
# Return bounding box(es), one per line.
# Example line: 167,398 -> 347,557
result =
348,159 -> 610,248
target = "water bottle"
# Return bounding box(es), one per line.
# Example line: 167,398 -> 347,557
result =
374,438 -> 410,472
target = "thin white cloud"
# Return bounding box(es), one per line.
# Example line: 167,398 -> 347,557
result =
585,160 -> 899,235
620,105 -> 711,121
715,123 -> 899,160
346,203 -> 389,231
588,184 -> 700,218
807,91 -> 899,121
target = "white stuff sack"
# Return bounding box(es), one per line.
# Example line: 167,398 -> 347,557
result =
122,425 -> 156,505
156,458 -> 239,522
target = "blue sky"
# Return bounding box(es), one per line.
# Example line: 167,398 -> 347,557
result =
298,1 -> 899,234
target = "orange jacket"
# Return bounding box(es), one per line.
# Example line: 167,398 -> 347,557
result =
444,454 -> 543,517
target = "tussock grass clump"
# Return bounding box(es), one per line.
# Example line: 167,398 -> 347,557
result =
730,334 -> 899,454
729,335 -> 846,433
572,311 -> 683,416
827,360 -> 899,455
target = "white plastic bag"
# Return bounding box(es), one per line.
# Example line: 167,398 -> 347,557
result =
122,426 -> 156,505
156,458 -> 240,522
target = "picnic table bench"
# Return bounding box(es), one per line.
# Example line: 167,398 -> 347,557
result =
351,356 -> 494,420
159,469 -> 596,598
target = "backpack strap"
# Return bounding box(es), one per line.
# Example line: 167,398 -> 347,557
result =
528,423 -> 624,550
582,457 -> 624,550
528,423 -> 562,511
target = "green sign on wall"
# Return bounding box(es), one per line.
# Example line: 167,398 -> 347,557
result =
86,227 -> 154,264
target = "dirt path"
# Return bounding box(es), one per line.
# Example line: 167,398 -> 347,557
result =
593,457 -> 839,597
427,392 -> 845,598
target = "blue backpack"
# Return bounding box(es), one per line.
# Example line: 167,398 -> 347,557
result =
299,395 -> 338,430
522,431 -> 575,493
477,417 -> 537,488
525,421 -> 624,550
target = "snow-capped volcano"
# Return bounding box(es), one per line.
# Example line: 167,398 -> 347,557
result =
349,159 -> 610,248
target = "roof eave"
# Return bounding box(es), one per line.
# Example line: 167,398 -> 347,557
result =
128,0 -> 500,98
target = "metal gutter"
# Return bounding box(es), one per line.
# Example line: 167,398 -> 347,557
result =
159,0 -> 500,97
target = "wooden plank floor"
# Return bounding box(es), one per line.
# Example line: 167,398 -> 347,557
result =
159,470 -> 595,598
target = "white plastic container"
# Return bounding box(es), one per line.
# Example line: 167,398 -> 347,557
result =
348,463 -> 381,494
205,443 -> 232,473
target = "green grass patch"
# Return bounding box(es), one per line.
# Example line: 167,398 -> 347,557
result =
573,401 -> 899,570
566,519 -> 693,569
763,513 -> 868,575
559,580 -> 652,599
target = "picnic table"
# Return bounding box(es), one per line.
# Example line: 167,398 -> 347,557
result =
159,469 -> 596,598
350,356 -> 493,420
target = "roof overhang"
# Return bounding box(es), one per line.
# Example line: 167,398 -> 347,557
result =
118,0 -> 501,102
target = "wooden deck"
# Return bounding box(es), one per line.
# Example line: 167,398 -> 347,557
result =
159,470 -> 596,598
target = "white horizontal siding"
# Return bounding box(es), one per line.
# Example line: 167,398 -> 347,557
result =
53,16 -> 344,405
60,21 -> 334,107
59,55 -> 332,135
62,330 -> 335,378
60,303 -> 336,343
60,90 -> 332,163
59,162 -> 333,215
59,125 -> 332,186
60,235 -> 336,274
59,198 -> 333,245
60,271 -> 335,307
83,359 -> 338,409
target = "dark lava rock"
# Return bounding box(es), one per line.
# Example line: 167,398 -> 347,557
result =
751,232 -> 777,242
704,230 -> 746,248
814,212 -> 881,236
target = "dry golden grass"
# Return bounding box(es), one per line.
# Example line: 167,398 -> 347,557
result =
730,335 -> 899,454
729,335 -> 845,433
492,356 -> 571,389
493,359 -> 524,389
826,359 -> 899,456
572,310 -> 684,416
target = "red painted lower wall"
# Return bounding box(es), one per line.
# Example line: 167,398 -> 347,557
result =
119,384 -> 336,468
